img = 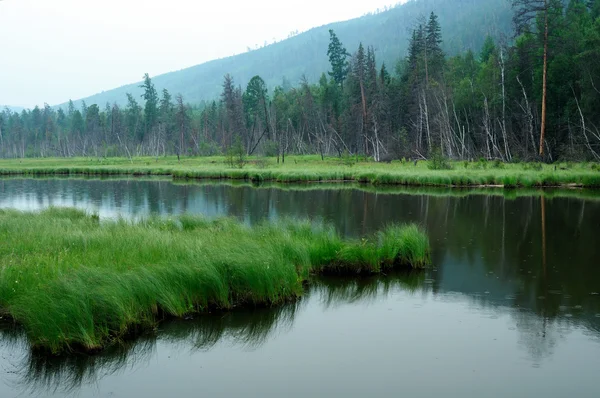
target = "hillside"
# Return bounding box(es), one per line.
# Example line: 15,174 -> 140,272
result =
1,105 -> 24,113
61,0 -> 512,108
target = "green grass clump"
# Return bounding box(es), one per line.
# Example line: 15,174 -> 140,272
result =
378,225 -> 430,269
0,208 -> 429,354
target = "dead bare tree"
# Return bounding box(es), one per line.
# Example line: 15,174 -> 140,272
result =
499,46 -> 512,161
516,75 -> 537,156
572,86 -> 600,160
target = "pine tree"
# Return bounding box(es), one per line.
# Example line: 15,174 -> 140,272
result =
480,36 -> 497,63
175,94 -> 189,159
244,75 -> 271,143
67,100 -> 75,118
160,89 -> 173,117
139,73 -> 159,139
327,29 -> 350,87
380,63 -> 391,86
126,93 -> 142,142
426,12 -> 444,82
407,27 -> 424,76
71,110 -> 84,139
80,100 -> 88,121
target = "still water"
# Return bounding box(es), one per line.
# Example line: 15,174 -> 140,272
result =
0,177 -> 599,397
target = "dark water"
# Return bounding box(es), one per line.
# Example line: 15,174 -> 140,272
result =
1,177 -> 600,398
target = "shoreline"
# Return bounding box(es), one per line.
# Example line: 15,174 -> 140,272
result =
0,155 -> 599,189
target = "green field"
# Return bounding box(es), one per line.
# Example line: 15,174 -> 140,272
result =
1,156 -> 599,188
0,208 -> 429,354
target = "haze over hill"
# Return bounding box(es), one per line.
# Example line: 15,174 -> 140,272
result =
62,0 -> 512,109
0,105 -> 25,113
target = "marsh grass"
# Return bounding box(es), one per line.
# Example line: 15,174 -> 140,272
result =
0,208 -> 430,354
1,156 -> 599,188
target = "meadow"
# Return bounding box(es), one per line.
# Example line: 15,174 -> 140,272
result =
0,155 -> 599,187
0,208 -> 429,354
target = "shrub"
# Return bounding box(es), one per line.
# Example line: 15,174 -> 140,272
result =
341,151 -> 355,167
226,138 -> 246,169
427,148 -> 452,170
198,142 -> 221,156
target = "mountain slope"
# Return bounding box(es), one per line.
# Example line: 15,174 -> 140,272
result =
1,105 -> 25,113
62,0 -> 512,108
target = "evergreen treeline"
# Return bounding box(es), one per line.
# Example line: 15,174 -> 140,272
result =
1,0 -> 599,161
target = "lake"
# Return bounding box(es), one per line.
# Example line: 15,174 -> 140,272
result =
0,177 -> 599,398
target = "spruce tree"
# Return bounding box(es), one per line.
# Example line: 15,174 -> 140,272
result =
327,29 -> 350,87
139,73 -> 159,139
426,12 -> 444,81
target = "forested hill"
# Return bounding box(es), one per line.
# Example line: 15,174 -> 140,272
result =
61,0 -> 512,108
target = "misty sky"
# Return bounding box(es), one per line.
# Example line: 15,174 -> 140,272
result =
0,0 -> 400,108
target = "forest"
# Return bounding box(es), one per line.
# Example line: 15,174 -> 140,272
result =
0,0 -> 599,162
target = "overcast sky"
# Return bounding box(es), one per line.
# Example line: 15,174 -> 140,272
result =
0,0 -> 400,108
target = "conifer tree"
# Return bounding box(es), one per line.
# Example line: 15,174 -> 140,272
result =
327,29 -> 350,87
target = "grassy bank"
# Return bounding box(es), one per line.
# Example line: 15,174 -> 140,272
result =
5,174 -> 600,201
0,208 -> 429,354
171,179 -> 600,201
0,156 -> 599,188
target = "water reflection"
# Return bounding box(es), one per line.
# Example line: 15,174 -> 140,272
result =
2,270 -> 598,396
313,272 -> 426,309
0,178 -> 599,397
1,274 -> 422,395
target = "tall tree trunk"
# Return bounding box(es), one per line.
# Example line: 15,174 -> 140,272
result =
360,80 -> 368,156
422,90 -> 431,151
539,0 -> 548,157
499,47 -> 511,161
